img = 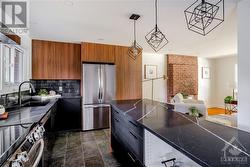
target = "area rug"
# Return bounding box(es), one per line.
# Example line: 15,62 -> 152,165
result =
206,113 -> 237,128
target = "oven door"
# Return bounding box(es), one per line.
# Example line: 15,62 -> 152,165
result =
25,139 -> 45,167
2,126 -> 45,167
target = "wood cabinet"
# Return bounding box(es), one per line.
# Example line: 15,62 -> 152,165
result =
115,46 -> 142,100
81,42 -> 142,100
81,42 -> 115,63
32,40 -> 81,79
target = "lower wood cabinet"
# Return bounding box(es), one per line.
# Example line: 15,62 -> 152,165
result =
111,107 -> 144,166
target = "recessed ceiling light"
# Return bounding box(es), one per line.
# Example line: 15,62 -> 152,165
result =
98,38 -> 104,41
64,0 -> 74,6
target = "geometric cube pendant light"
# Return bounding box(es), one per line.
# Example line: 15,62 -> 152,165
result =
145,0 -> 169,52
184,0 -> 224,36
128,14 -> 142,60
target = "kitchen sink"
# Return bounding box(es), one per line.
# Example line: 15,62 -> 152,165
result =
21,100 -> 50,107
5,100 -> 50,111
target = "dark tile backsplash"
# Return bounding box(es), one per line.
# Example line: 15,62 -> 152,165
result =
30,80 -> 81,97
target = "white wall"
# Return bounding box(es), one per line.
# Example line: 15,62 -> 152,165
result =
198,58 -> 215,107
213,55 -> 237,108
237,0 -> 250,132
142,53 -> 167,102
198,55 -> 237,108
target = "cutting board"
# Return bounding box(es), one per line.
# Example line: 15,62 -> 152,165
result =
0,112 -> 8,120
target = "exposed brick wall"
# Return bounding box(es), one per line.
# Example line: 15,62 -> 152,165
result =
167,55 -> 198,102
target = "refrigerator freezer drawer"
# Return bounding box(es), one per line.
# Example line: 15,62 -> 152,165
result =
82,105 -> 110,131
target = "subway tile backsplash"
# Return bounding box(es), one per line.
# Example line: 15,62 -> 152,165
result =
30,80 -> 81,97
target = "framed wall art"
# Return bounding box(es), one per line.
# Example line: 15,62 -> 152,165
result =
144,65 -> 157,79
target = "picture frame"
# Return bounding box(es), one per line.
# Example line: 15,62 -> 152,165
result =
202,67 -> 210,79
144,65 -> 157,79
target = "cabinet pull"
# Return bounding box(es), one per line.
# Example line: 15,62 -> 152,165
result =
127,152 -> 136,163
129,120 -> 138,127
161,158 -> 176,167
129,131 -> 138,140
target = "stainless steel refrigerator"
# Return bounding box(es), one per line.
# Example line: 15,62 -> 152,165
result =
82,64 -> 115,131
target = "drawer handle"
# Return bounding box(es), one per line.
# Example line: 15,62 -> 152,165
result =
129,121 -> 138,127
127,153 -> 136,163
161,158 -> 176,167
114,118 -> 119,122
129,131 -> 138,140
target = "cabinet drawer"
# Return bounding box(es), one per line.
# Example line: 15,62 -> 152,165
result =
126,130 -> 143,161
126,117 -> 143,139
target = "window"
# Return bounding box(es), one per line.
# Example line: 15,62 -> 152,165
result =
2,44 -> 13,85
0,43 -> 24,90
14,48 -> 23,83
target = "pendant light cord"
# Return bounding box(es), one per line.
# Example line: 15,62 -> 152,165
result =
134,20 -> 136,42
155,0 -> 158,27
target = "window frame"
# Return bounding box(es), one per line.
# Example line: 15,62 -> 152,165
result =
0,43 -> 25,91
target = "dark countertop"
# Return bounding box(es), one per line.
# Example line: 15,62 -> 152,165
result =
111,99 -> 250,167
0,98 -> 58,165
0,99 -> 58,127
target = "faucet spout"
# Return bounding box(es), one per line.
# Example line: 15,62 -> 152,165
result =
18,81 -> 36,107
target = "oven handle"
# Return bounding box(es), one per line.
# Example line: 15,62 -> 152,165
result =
29,139 -> 44,167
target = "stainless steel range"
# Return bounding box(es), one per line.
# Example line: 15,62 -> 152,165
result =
0,109 -> 51,167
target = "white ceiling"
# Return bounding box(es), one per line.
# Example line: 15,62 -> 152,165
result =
29,0 -> 238,58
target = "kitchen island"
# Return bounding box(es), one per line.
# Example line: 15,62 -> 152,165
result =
110,99 -> 250,167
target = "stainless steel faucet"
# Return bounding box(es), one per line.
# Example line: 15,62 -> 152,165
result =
18,81 -> 36,107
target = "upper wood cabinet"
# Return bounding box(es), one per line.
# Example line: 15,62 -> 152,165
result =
32,40 -> 81,79
114,46 -> 142,100
81,42 -> 115,63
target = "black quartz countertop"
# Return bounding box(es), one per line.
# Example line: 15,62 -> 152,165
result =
111,99 -> 250,167
0,98 -> 58,165
0,99 -> 58,127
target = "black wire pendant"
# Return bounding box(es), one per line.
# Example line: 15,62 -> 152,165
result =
128,14 -> 142,60
184,0 -> 224,36
145,0 -> 169,52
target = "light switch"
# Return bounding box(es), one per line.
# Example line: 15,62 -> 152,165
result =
59,86 -> 63,91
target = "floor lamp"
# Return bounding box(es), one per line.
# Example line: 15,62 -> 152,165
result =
142,75 -> 167,101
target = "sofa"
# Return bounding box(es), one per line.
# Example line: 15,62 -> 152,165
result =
171,93 -> 207,117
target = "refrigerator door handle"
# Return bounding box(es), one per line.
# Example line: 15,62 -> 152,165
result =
100,65 -> 105,102
98,65 -> 102,103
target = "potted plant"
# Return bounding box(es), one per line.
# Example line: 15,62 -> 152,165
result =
224,96 -> 234,104
188,106 -> 200,117
38,89 -> 49,96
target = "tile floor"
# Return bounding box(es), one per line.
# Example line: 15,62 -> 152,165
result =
44,129 -> 122,167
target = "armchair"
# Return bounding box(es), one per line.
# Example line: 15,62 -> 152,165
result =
171,93 -> 207,117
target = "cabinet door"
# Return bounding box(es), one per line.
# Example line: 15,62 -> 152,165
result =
81,42 -> 115,63
32,40 -> 56,79
32,40 -> 81,79
54,42 -> 81,79
115,46 -> 142,100
56,98 -> 81,131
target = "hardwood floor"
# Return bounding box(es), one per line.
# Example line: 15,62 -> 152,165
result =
44,129 -> 122,167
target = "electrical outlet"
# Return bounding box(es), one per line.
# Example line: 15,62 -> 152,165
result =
59,86 -> 63,91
